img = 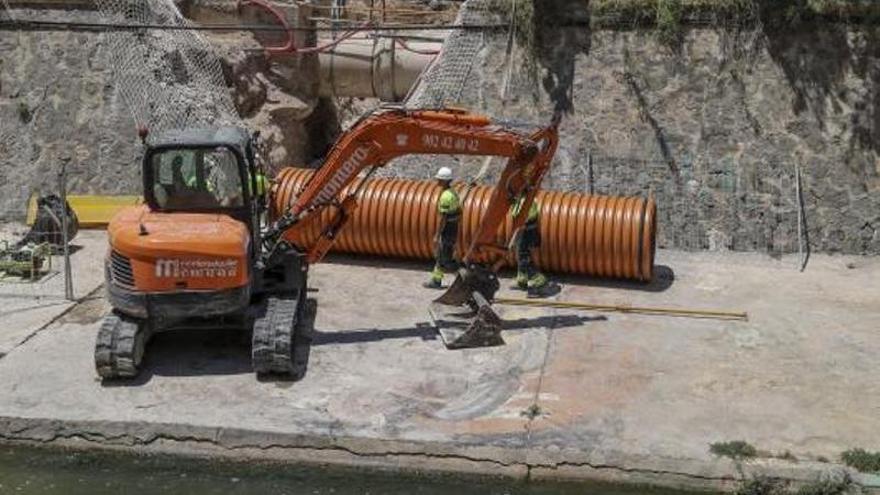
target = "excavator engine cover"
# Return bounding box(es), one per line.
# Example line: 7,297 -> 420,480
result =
431,264 -> 504,349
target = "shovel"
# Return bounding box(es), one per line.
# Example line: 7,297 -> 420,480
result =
430,264 -> 504,349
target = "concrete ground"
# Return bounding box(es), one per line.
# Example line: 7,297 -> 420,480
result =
0,230 -> 878,492
0,226 -> 106,357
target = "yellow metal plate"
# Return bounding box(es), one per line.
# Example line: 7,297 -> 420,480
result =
26,195 -> 142,227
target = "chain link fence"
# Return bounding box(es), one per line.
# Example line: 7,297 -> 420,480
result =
546,151 -> 808,260
0,165 -> 75,302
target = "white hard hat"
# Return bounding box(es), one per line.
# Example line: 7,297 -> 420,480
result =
435,166 -> 453,181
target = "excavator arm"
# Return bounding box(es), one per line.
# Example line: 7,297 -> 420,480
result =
264,107 -> 559,349
266,107 -> 559,267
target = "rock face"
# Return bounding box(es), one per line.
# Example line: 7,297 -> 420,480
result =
2,4 -> 878,255
0,7 -> 335,222
515,29 -> 878,254
399,3 -> 880,255
0,10 -> 142,219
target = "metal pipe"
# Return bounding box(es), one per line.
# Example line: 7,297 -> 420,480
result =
272,168 -> 657,281
494,297 -> 748,321
318,37 -> 439,100
59,159 -> 73,300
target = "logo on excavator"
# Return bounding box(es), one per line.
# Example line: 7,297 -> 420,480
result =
314,145 -> 371,204
155,259 -> 238,278
421,134 -> 479,153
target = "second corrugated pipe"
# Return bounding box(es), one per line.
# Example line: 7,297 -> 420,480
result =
272,168 -> 656,281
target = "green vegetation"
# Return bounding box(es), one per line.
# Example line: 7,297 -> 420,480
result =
736,476 -> 785,495
520,403 -> 542,419
841,448 -> 880,473
590,0 -> 880,21
656,0 -> 685,46
488,0 -> 880,55
710,440 -> 759,460
589,0 -> 880,48
735,473 -> 853,495
776,450 -> 799,462
794,473 -> 853,495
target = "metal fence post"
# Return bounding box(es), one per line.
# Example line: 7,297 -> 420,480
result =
587,151 -> 594,195
795,163 -> 810,272
59,158 -> 74,300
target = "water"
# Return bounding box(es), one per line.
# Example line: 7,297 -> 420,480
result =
0,445 -> 704,495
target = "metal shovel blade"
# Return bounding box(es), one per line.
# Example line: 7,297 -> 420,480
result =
429,292 -> 504,349
430,264 -> 504,349
433,264 -> 500,307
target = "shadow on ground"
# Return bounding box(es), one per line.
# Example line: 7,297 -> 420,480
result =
102,298 -> 606,386
553,264 -> 675,293
324,255 -> 676,292
103,298 -> 318,387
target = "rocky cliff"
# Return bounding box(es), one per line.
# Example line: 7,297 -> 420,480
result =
445,4 -> 880,255
2,3 -> 878,255
0,6 -> 334,222
0,10 -> 141,218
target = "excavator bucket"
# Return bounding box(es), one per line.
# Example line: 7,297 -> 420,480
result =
430,265 -> 504,349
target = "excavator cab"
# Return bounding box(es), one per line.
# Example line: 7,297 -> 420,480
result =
144,127 -> 265,238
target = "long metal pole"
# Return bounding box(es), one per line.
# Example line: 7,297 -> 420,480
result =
494,297 -> 748,321
59,159 -> 73,301
588,151 -> 594,195
795,163 -> 809,272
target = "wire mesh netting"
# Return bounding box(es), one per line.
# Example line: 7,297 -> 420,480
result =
397,0 -> 809,260
91,0 -> 240,133
551,152 -> 805,256
1,0 -> 14,20
405,0 -> 489,109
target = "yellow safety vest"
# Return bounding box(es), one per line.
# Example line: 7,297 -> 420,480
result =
438,188 -> 461,215
511,196 -> 539,223
249,172 -> 269,196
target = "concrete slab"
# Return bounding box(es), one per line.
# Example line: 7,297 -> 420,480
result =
0,240 -> 878,492
0,227 -> 107,356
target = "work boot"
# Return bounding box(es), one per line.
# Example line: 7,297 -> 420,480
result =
423,279 -> 443,289
526,273 -> 552,298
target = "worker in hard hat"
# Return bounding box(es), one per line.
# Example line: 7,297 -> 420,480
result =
424,166 -> 461,289
511,194 -> 551,297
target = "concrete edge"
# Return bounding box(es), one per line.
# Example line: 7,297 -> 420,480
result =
1,416 -> 877,493
0,283 -> 105,358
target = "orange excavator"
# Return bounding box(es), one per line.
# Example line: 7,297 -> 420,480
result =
97,107 -> 559,379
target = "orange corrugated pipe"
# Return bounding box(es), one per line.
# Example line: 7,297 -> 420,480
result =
272,168 -> 656,281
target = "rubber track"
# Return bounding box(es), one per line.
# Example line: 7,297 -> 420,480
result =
252,296 -> 298,375
94,313 -> 146,378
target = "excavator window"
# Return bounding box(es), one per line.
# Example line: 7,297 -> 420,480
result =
149,146 -> 246,210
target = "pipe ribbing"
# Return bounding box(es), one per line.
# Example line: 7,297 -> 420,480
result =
272,168 -> 656,281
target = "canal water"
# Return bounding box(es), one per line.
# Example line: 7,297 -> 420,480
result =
0,444 -> 703,495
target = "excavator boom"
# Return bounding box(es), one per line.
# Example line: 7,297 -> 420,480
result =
268,107 -> 560,348
270,108 -> 558,264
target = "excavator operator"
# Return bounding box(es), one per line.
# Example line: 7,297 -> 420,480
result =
424,166 -> 461,289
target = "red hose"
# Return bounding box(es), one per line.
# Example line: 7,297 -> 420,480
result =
238,0 -> 369,55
